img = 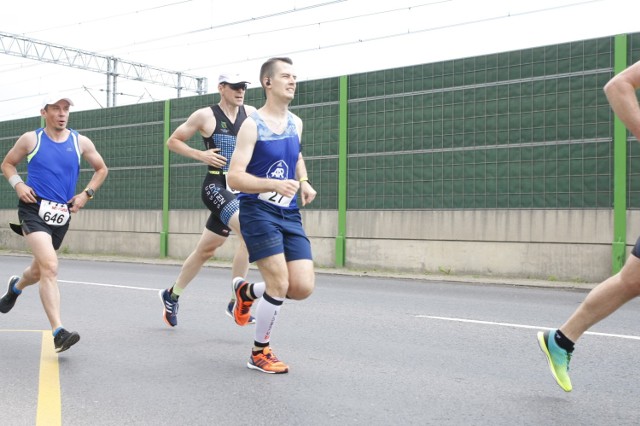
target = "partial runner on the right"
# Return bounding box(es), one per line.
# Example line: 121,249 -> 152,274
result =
537,59 -> 640,392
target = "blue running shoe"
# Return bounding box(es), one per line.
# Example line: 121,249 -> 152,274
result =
159,289 -> 178,327
0,275 -> 21,314
225,299 -> 255,324
537,330 -> 572,392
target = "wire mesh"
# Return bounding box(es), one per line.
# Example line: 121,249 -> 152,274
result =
0,34 -> 635,212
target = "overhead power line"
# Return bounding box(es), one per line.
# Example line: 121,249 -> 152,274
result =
0,30 -> 208,107
193,0 -> 603,71
102,0 -> 347,52
24,1 -> 193,36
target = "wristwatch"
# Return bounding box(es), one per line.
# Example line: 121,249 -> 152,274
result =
84,187 -> 95,199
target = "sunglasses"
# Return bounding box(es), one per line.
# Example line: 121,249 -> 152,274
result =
226,83 -> 247,91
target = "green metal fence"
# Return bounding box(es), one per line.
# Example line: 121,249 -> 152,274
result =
1,32 -> 639,269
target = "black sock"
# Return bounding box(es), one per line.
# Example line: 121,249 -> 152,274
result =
554,329 -> 575,353
240,284 -> 255,302
169,287 -> 179,302
252,341 -> 268,354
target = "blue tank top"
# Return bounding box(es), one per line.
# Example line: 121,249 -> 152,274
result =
26,128 -> 81,203
237,111 -> 300,209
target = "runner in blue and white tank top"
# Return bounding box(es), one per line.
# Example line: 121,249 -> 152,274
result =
228,57 -> 317,374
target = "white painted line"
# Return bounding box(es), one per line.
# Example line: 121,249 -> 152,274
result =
58,280 -> 157,291
416,315 -> 640,340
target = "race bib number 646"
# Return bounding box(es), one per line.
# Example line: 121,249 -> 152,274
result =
38,200 -> 70,227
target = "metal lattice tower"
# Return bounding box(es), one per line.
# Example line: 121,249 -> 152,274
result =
0,31 -> 208,107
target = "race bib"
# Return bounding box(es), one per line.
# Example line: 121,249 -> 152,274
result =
258,191 -> 292,207
38,200 -> 70,227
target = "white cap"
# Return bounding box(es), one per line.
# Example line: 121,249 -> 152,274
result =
218,73 -> 250,85
42,93 -> 74,109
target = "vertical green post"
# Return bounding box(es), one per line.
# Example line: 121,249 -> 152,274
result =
612,34 -> 628,274
160,99 -> 171,258
335,75 -> 348,267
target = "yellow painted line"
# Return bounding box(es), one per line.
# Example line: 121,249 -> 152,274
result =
36,331 -> 61,426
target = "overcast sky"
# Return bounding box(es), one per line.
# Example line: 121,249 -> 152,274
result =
0,0 -> 636,122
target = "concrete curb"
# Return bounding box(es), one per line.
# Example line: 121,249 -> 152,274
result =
0,249 -> 599,291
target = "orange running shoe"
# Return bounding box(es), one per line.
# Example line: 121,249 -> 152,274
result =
232,277 -> 254,326
247,347 -> 289,374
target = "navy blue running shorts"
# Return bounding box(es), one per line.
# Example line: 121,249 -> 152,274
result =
238,198 -> 312,263
631,236 -> 640,259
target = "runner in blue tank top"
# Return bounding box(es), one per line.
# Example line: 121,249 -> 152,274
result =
229,57 -> 317,374
0,93 -> 108,354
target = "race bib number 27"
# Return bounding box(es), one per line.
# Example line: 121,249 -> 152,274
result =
258,191 -> 292,208
38,200 -> 70,227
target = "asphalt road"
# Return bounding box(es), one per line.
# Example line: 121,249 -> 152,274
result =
1,254 -> 639,425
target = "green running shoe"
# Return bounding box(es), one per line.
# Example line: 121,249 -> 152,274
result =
537,330 -> 572,392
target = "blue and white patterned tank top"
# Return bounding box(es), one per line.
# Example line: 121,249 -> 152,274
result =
204,105 -> 247,174
237,111 -> 300,209
26,128 -> 81,203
